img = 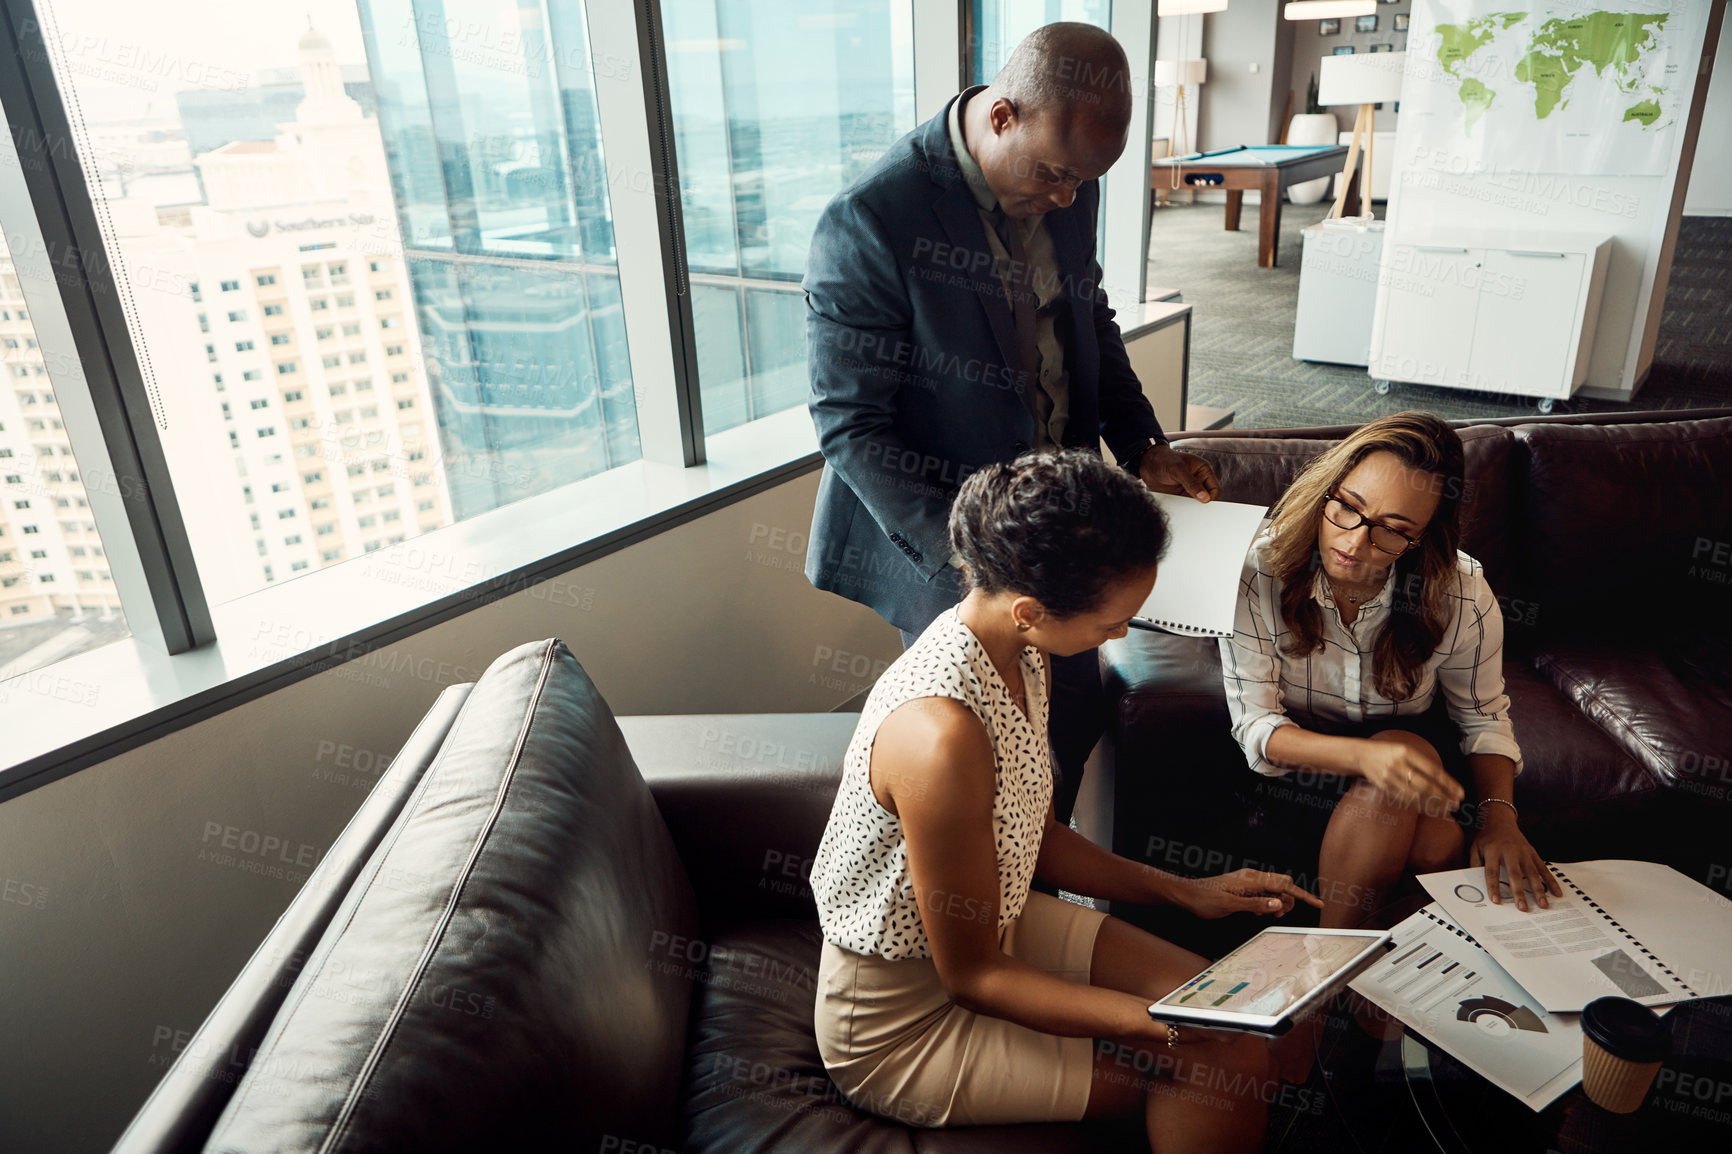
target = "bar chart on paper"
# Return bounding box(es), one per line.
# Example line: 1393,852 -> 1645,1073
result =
1351,905 -> 1586,1110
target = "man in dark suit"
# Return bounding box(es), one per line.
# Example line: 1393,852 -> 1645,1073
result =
802,23 -> 1220,822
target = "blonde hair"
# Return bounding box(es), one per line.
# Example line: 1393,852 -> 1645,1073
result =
1264,412 -> 1465,701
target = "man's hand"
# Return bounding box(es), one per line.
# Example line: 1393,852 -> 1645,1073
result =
1138,444 -> 1221,503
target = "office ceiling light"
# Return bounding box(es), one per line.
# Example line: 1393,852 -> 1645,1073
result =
1158,0 -> 1228,14
1283,1 -> 1376,18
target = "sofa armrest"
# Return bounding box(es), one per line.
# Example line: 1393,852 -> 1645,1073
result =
111,683 -> 474,1154
621,714 -> 856,928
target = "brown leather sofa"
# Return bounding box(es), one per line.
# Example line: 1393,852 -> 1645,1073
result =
111,639 -> 1146,1154
1101,411 -> 1732,957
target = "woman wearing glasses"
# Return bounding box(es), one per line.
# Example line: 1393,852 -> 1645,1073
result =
1221,412 -> 1560,928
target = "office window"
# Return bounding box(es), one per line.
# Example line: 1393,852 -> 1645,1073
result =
310,300 -> 329,311
277,362 -> 298,375
249,399 -> 270,410
342,323 -> 361,337
256,274 -> 276,286
970,1 -> 1110,85
0,226 -> 129,676
220,279 -> 239,292
234,340 -> 254,352
359,0 -> 643,519
270,334 -> 292,346
662,0 -> 916,436
227,310 -> 246,322
241,370 -> 262,381
263,304 -> 284,316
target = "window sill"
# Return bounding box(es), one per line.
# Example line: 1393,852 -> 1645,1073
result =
0,406 -> 821,801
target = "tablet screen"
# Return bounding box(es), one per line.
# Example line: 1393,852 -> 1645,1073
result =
1156,932 -> 1374,1019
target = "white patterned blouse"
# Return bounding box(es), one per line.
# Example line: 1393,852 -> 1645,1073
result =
810,605 -> 1054,960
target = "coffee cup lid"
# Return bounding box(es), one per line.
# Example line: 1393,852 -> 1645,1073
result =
1582,996 -> 1671,1063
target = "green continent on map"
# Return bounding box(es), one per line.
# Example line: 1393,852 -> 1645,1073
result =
1436,20 -> 1499,73
1459,78 -> 1497,131
1514,12 -> 1670,119
1435,15 -> 1526,129
1623,99 -> 1661,125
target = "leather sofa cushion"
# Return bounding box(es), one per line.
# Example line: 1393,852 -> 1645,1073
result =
680,921 -> 1147,1153
206,639 -> 699,1153
1534,638 -> 1732,801
1170,424 -> 1516,595
1513,415 -> 1732,620
1498,663 -> 1660,861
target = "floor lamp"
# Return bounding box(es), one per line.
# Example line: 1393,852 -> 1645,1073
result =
1155,58 -> 1208,195
1318,51 -> 1406,220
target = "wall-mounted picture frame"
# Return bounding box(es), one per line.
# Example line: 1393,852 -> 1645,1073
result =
1319,18 -> 1340,35
1394,13 -> 1410,31
1355,14 -> 1379,33
1332,45 -> 1356,55
1369,43 -> 1393,53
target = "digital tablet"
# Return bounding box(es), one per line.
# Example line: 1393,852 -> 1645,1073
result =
1147,927 -> 1393,1036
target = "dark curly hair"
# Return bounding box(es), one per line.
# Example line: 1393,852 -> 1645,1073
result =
947,449 -> 1170,618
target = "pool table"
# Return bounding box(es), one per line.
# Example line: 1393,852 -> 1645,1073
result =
1150,144 -> 1355,268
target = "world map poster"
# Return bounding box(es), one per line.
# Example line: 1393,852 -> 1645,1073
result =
1403,1 -> 1705,174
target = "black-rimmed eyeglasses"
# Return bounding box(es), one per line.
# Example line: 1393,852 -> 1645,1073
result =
1322,494 -> 1419,555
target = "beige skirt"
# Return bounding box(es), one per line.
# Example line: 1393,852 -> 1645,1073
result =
814,891 -> 1108,1127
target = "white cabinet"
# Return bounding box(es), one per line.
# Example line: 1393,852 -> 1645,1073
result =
1293,220 -> 1384,367
1370,231 -> 1612,405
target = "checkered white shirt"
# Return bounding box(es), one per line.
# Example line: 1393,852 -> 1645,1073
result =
1219,530 -> 1523,777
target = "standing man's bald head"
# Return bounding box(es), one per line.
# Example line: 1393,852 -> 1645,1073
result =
961,23 -> 1134,218
995,22 -> 1134,137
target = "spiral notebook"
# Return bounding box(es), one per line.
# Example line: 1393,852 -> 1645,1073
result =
1421,860 -> 1732,1013
1130,494 -> 1269,638
1349,904 -> 1587,1110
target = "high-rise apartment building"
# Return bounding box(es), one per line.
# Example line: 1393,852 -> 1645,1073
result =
0,251 -> 122,627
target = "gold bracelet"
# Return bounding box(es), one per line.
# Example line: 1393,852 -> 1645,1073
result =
1167,1023 -> 1180,1049
1482,797 -> 1518,819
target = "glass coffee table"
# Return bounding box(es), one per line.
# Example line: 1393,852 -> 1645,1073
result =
1315,892 -> 1732,1154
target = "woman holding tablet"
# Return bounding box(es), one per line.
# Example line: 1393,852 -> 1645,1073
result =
811,450 -> 1321,1151
1220,412 -> 1561,929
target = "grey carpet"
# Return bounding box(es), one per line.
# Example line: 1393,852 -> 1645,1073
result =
1146,202 -> 1732,429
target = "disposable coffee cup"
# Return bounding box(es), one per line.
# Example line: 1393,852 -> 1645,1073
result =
1580,996 -> 1670,1113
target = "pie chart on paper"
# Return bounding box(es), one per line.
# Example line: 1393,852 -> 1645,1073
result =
1457,995 -> 1548,1035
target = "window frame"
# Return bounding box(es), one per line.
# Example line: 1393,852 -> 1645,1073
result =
0,0 -> 1081,802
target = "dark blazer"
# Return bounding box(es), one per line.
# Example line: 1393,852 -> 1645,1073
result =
802,94 -> 1168,634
